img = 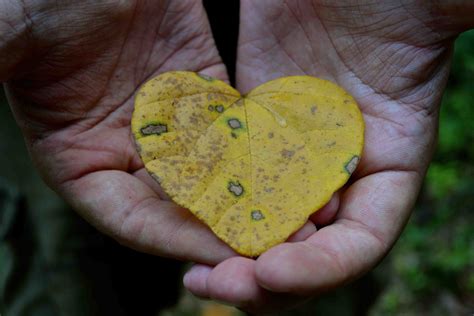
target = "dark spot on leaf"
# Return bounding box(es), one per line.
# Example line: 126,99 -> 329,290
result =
215,105 -> 224,113
208,105 -> 214,111
311,105 -> 317,115
281,149 -> 295,159
228,118 -> 242,129
268,132 -> 274,139
231,132 -> 237,138
141,123 -> 168,136
251,210 -> 265,221
228,181 -> 244,197
345,155 -> 360,174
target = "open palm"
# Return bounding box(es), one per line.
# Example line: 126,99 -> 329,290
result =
3,0 -> 235,264
183,0 -> 460,313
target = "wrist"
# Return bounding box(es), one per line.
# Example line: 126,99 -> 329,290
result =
0,2 -> 32,82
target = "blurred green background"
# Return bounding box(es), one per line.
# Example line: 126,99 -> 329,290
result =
1,28 -> 473,316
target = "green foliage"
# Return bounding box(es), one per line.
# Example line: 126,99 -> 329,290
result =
371,30 -> 474,315
426,163 -> 460,198
437,30 -> 474,162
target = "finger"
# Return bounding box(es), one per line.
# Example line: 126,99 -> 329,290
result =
286,220 -> 317,242
184,259 -> 256,303
288,192 -> 341,243
255,171 -> 421,294
206,257 -> 261,305
310,191 -> 341,226
185,257 -> 303,314
183,264 -> 213,299
61,170 -> 236,264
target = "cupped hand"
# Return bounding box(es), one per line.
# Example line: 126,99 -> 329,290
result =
2,0 -> 236,264
184,0 -> 461,313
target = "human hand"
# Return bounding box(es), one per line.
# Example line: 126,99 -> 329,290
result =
183,1 -> 470,313
1,0 -> 237,264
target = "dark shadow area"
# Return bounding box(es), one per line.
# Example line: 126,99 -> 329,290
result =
203,0 -> 240,86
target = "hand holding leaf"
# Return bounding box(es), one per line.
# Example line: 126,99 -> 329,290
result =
132,71 -> 364,256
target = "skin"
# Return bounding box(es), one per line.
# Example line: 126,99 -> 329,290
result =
1,0 -> 235,264
1,0 -> 472,314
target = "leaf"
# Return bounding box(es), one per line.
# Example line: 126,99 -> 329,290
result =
132,71 -> 364,256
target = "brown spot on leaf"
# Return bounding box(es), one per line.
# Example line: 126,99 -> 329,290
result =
345,155 -> 360,174
228,181 -> 244,197
215,105 -> 224,113
251,210 -> 265,221
281,149 -> 295,159
141,123 -> 168,136
228,118 -> 242,129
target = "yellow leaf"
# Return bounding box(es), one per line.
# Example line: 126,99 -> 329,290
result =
201,302 -> 238,316
132,71 -> 364,257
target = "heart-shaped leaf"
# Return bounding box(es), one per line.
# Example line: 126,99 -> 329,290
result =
132,71 -> 364,256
